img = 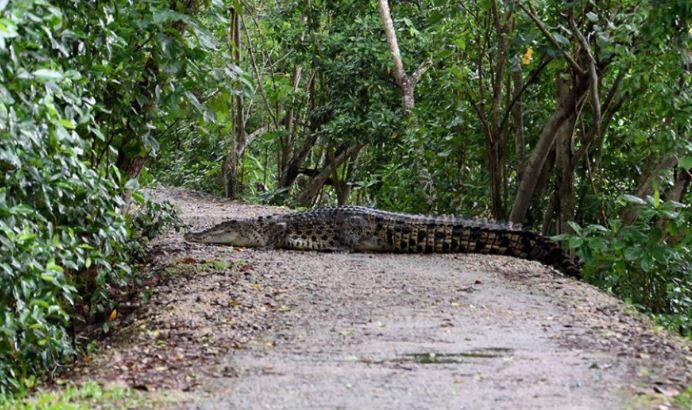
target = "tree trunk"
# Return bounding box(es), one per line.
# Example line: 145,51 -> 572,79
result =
553,89 -> 578,234
621,154 -> 677,225
509,73 -> 588,224
527,146 -> 554,229
512,70 -> 526,181
223,8 -> 245,199
486,142 -> 505,219
116,153 -> 147,180
669,169 -> 691,203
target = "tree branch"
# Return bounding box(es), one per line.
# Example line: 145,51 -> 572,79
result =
518,2 -> 585,75
377,0 -> 429,111
568,15 -> 601,137
467,93 -> 494,144
245,125 -> 270,148
378,0 -> 406,87
240,13 -> 281,129
411,59 -> 432,87
499,56 -> 552,131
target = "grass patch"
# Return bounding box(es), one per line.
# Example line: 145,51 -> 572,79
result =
202,259 -> 229,271
0,381 -> 150,410
675,386 -> 692,408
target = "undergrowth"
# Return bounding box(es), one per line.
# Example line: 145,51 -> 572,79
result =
0,381 -> 148,410
560,195 -> 691,337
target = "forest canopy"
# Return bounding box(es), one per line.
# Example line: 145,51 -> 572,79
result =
0,0 -> 690,397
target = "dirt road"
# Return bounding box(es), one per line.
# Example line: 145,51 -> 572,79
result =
73,188 -> 690,409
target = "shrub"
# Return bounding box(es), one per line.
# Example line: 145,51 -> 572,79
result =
0,1 -> 177,395
561,195 -> 691,336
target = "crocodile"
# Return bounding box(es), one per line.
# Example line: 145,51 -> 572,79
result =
184,206 -> 581,277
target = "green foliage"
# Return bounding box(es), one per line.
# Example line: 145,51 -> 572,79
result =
675,386 -> 692,409
0,0 -> 180,395
126,193 -> 181,260
561,196 -> 691,335
149,131 -> 227,196
0,381 -> 147,410
62,0 -> 237,167
1,0 -> 123,393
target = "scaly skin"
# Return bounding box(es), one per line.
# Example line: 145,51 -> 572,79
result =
184,206 -> 581,277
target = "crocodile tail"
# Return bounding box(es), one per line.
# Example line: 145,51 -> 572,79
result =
446,223 -> 581,278
511,231 -> 581,278
436,220 -> 580,277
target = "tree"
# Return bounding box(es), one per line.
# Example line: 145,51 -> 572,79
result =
377,0 -> 430,112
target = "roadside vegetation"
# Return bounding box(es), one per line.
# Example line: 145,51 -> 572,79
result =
0,381 -> 151,410
1,0 -> 689,400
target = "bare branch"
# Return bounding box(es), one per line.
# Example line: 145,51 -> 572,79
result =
245,125 -> 270,148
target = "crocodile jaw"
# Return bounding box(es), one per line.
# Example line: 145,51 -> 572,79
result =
184,227 -> 265,247
184,229 -> 238,245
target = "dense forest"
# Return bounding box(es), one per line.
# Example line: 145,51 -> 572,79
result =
0,0 -> 690,398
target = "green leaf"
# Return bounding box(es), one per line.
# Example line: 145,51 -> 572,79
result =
621,194 -> 646,205
132,191 -> 145,204
553,33 -> 570,46
590,224 -> 609,232
624,247 -> 640,261
33,69 -> 63,81
567,236 -> 584,248
17,232 -> 37,245
58,119 -> 76,129
0,18 -> 19,40
679,156 -> 692,170
567,221 -> 583,235
124,179 -> 139,191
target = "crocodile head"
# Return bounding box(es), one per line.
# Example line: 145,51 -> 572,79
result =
184,217 -> 286,247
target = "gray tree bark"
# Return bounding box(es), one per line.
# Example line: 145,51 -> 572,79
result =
509,73 -> 588,224
377,0 -> 429,113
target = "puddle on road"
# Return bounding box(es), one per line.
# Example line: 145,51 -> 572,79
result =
399,347 -> 513,364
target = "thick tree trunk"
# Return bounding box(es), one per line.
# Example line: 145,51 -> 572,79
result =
486,143 -> 505,219
532,147 -> 555,229
669,169 -> 691,203
552,71 -> 578,234
223,150 -> 239,199
509,73 -> 588,224
116,153 -> 147,180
